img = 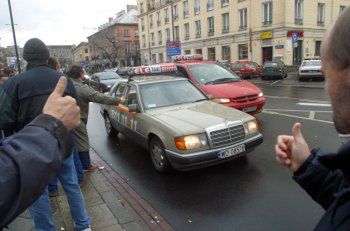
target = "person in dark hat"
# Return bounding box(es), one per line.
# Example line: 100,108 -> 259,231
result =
0,38 -> 91,231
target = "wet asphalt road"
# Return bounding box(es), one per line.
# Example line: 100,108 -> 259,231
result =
87,79 -> 340,231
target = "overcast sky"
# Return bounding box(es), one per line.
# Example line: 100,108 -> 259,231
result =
0,0 -> 137,47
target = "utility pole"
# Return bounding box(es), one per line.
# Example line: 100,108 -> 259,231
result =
7,0 -> 21,73
170,0 -> 175,41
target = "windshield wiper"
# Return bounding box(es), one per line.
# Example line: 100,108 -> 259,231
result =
205,78 -> 238,85
192,99 -> 207,103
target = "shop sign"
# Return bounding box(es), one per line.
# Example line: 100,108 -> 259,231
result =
287,30 -> 304,37
260,31 -> 273,40
275,45 -> 284,49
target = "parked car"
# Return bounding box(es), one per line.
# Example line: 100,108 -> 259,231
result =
298,59 -> 324,81
218,60 -> 232,69
230,61 -> 262,79
170,55 -> 265,115
261,61 -> 288,80
100,65 -> 263,172
89,72 -> 122,92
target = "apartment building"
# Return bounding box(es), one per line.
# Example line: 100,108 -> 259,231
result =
73,42 -> 91,65
138,0 -> 350,66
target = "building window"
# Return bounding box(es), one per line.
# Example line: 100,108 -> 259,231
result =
315,41 -> 322,56
152,54 -> 157,64
135,30 -> 139,36
238,44 -> 248,60
141,18 -> 145,31
183,1 -> 189,18
208,17 -> 214,36
142,35 -> 146,47
173,5 -> 178,21
195,20 -> 201,38
85,49 -> 88,53
174,26 -> 180,41
125,42 -> 131,54
295,0 -> 303,24
150,15 -> 154,28
208,47 -> 216,61
166,28 -> 171,41
317,3 -> 325,26
124,29 -> 130,37
221,0 -> 229,7
239,8 -> 247,30
222,13 -> 229,33
184,23 -> 190,40
222,46 -> 231,60
158,30 -> 163,45
195,49 -> 202,54
194,0 -> 200,15
207,0 -> 214,11
157,12 -> 161,27
159,53 -> 164,63
185,50 -> 191,54
85,56 -> 89,61
340,5 -> 346,14
140,3 -> 144,14
165,8 -> 169,24
151,32 -> 155,46
262,2 -> 273,25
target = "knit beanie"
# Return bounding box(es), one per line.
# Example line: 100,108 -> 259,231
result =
23,38 -> 50,62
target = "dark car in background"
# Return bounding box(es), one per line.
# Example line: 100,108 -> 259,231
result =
261,61 -> 288,80
230,61 -> 262,79
89,72 -> 122,92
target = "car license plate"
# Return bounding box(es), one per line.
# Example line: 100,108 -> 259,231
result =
218,144 -> 246,159
243,106 -> 257,112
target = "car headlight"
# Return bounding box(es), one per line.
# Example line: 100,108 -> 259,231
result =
107,85 -> 111,88
244,120 -> 259,135
258,92 -> 264,98
212,98 -> 230,103
175,133 -> 208,150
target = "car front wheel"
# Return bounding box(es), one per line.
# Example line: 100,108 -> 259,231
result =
149,137 -> 172,173
104,113 -> 118,137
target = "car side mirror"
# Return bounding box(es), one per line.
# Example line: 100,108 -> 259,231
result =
128,104 -> 140,113
207,95 -> 213,100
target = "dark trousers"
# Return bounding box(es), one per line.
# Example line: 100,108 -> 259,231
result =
78,151 -> 92,169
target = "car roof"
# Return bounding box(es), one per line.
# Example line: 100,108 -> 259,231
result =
176,60 -> 218,66
120,76 -> 186,85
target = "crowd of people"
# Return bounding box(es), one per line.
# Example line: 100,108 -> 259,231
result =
1,6 -> 350,231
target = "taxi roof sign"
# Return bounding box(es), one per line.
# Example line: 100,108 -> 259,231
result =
171,54 -> 203,62
304,56 -> 321,60
129,64 -> 177,75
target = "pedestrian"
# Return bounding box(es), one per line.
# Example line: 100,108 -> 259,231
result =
47,56 -> 86,197
275,7 -> 350,230
67,65 -> 124,171
0,70 -> 9,85
0,76 -> 80,228
0,38 -> 91,231
3,67 -> 16,77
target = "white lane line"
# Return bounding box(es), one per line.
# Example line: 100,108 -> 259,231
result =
264,109 -> 332,113
309,111 -> 316,119
271,80 -> 282,86
263,111 -> 333,124
265,95 -> 330,104
297,102 -> 331,107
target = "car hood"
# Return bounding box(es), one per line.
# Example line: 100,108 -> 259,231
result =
200,81 -> 261,98
147,101 -> 253,135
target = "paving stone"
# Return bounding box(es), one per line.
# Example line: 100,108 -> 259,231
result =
88,204 -> 118,229
122,221 -> 145,231
80,181 -> 105,208
57,194 -> 74,231
7,217 -> 35,231
95,224 -> 124,231
89,171 -> 112,193
101,191 -> 135,224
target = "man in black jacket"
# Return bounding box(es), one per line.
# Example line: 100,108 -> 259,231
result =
0,76 -> 80,229
275,7 -> 350,231
0,38 -> 90,230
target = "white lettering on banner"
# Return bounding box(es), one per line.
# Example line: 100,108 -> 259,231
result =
131,64 -> 177,75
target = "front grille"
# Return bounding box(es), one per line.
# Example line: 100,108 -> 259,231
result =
232,94 -> 258,103
209,125 -> 245,148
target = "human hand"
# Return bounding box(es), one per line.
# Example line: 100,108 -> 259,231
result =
43,77 -> 80,131
275,123 -> 311,172
120,97 -> 126,104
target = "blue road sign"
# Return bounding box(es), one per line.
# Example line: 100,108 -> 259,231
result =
292,33 -> 298,47
166,41 -> 181,57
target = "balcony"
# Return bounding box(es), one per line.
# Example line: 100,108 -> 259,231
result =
159,41 -> 163,45
142,26 -> 145,31
208,30 -> 214,36
263,20 -> 272,26
150,23 -> 154,28
165,18 -> 169,24
207,4 -> 214,11
185,34 -> 190,40
173,15 -> 178,21
196,33 -> 201,38
317,21 -> 325,27
295,18 -> 303,25
183,11 -> 189,18
157,20 -> 161,27
151,42 -> 155,46
194,7 -> 200,15
222,28 -> 229,34
239,25 -> 247,30
221,1 -> 229,7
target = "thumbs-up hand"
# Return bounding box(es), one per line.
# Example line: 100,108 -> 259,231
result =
43,77 -> 80,131
275,123 -> 311,172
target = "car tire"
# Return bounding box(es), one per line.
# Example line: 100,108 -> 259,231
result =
104,113 -> 118,137
149,137 -> 172,173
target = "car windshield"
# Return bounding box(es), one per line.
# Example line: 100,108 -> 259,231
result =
98,72 -> 120,80
302,61 -> 321,67
263,62 -> 278,68
140,80 -> 207,110
188,64 -> 241,85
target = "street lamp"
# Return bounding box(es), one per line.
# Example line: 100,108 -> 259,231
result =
7,0 -> 21,73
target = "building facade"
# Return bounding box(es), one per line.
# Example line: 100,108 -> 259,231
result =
87,5 -> 141,70
47,45 -> 74,68
73,42 -> 91,65
138,0 -> 350,66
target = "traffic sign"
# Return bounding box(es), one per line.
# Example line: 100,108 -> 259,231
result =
166,41 -> 181,57
292,33 -> 298,48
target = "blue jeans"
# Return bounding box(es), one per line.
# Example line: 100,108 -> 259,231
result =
49,143 -> 84,193
78,151 -> 92,170
29,154 -> 90,231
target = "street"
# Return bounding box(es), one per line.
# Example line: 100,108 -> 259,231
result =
86,75 -> 338,231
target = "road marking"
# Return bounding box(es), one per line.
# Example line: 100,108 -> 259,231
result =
309,111 -> 316,119
264,109 -> 332,113
297,102 -> 331,107
265,95 -> 330,104
263,110 -> 333,124
271,80 -> 282,85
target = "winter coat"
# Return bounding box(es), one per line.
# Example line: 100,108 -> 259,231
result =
293,143 -> 350,230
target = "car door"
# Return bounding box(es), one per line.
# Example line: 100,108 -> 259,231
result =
109,82 -> 126,131
253,62 -> 262,76
89,75 -> 99,90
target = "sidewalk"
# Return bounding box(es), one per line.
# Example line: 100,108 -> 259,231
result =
7,149 -> 174,231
